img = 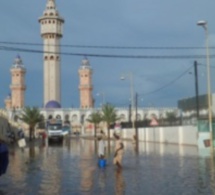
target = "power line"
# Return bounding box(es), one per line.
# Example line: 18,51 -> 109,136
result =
139,65 -> 193,96
0,41 -> 215,50
0,45 -> 214,59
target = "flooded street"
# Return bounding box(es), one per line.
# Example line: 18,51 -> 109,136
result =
1,138 -> 215,195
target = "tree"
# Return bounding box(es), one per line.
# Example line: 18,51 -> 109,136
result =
166,111 -> 177,125
87,111 -> 102,137
19,107 -> 43,141
101,103 -> 119,141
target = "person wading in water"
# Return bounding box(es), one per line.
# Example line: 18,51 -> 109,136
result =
113,132 -> 124,169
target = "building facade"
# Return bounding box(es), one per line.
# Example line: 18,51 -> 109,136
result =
3,0 -> 180,135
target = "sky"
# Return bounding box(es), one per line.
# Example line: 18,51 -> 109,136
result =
0,0 -> 215,109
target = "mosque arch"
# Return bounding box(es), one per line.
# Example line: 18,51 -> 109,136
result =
71,114 -> 78,122
48,115 -> 53,120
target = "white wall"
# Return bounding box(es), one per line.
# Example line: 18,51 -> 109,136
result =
114,125 -> 198,146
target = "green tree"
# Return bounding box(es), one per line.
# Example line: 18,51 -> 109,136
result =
166,111 -> 177,125
19,107 -> 43,140
87,111 -> 102,137
101,103 -> 119,141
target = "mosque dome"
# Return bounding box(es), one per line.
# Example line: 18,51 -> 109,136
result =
45,100 -> 61,109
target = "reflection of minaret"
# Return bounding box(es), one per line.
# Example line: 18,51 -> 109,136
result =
78,57 -> 93,109
7,55 -> 26,109
39,0 -> 64,106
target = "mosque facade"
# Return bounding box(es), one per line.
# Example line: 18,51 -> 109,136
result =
4,0 -> 178,133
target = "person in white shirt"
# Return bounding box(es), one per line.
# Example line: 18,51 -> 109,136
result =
97,136 -> 106,159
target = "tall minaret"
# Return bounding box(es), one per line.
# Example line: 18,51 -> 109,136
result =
79,57 -> 93,109
9,55 -> 26,109
39,0 -> 64,106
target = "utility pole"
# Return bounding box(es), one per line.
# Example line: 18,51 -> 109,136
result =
194,61 -> 199,120
128,103 -> 131,123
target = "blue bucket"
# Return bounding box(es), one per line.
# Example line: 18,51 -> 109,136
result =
98,159 -> 106,168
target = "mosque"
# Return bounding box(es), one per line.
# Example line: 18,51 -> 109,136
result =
3,0 -> 178,133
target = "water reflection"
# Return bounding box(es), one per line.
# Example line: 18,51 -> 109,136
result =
79,139 -> 96,193
1,139 -> 215,194
115,169 -> 125,195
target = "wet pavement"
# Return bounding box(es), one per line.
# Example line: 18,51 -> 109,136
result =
1,138 -> 215,195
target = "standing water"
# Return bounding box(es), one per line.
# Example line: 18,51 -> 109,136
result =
0,138 -> 215,195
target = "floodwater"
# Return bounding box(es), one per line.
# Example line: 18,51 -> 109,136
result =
1,138 -> 215,195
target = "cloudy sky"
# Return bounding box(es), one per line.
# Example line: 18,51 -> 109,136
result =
0,0 -> 215,108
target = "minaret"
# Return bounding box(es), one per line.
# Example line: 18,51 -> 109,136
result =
4,93 -> 12,110
9,55 -> 26,109
38,0 -> 64,106
79,57 -> 93,109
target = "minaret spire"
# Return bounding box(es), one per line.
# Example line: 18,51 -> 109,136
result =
46,0 -> 56,9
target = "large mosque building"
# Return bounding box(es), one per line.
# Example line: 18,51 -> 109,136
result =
4,0 -> 178,133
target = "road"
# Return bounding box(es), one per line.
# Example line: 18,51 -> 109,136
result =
0,138 -> 215,195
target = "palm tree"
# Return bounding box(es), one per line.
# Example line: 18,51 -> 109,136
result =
101,103 -> 119,141
87,111 -> 102,137
19,106 -> 43,141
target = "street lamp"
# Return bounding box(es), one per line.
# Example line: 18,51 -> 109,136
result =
197,20 -> 213,150
120,73 -> 135,128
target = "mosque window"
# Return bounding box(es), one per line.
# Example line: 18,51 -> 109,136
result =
44,13 -> 48,16
44,56 -> 48,60
50,56 -> 54,60
50,13 -> 54,16
49,20 -> 51,24
16,74 -> 19,76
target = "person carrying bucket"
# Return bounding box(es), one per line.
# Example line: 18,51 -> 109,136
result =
97,135 -> 106,167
